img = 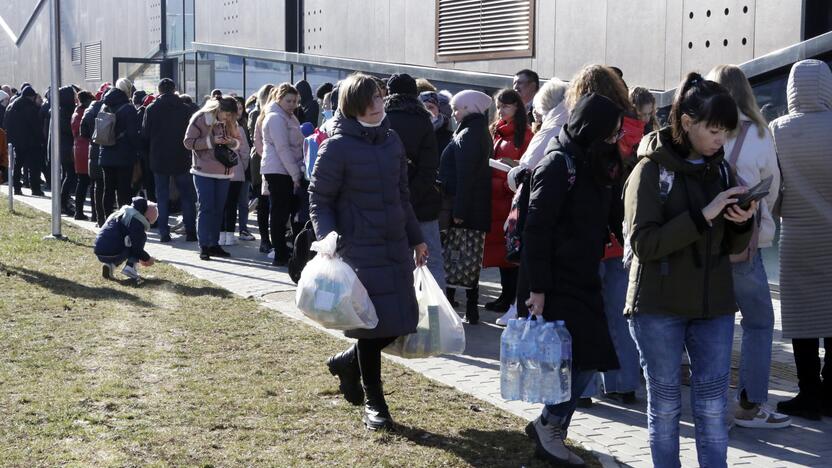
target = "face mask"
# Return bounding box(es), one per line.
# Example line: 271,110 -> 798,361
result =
357,111 -> 386,128
322,109 -> 334,121
431,114 -> 446,131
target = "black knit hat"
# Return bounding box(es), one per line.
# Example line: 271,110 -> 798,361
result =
131,196 -> 148,215
21,85 -> 36,98
387,73 -> 418,97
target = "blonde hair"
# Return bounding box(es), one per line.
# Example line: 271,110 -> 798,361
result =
706,64 -> 768,138
257,83 -> 274,108
115,78 -> 134,97
565,65 -> 633,113
416,78 -> 437,93
269,83 -> 299,104
533,78 -> 568,116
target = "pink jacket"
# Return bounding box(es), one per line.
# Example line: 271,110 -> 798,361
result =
261,101 -> 304,182
184,110 -> 242,179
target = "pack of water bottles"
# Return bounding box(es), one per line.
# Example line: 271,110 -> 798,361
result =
500,317 -> 572,405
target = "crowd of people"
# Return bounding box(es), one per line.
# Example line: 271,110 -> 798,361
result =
2,57 -> 831,467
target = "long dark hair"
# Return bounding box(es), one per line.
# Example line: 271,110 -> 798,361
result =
670,72 -> 738,147
490,88 -> 528,149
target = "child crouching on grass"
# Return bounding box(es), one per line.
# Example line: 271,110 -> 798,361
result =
94,196 -> 157,281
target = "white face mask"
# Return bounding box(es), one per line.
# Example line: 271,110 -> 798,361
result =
357,111 -> 386,128
431,114 -> 446,130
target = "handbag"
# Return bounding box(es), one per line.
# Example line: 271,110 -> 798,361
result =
214,143 -> 239,168
443,227 -> 486,289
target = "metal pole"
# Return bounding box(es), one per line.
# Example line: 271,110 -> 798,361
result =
7,143 -> 13,213
47,0 -> 63,239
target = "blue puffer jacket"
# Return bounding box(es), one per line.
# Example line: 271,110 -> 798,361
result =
309,112 -> 424,339
93,212 -> 151,262
98,88 -> 141,168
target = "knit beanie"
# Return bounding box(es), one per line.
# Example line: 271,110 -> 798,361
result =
131,196 -> 148,215
387,73 -> 418,97
21,85 -> 36,98
300,122 -> 315,137
450,90 -> 492,115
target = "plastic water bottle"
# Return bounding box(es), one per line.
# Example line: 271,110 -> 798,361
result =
500,319 -> 523,400
520,318 -> 542,403
538,322 -> 565,405
554,320 -> 572,402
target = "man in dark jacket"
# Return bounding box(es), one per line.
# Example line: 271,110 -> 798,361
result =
3,85 -> 45,195
81,83 -> 112,225
94,196 -> 157,282
99,86 -> 141,217
293,80 -> 320,126
54,86 -> 77,215
142,78 -> 197,242
385,73 -> 444,288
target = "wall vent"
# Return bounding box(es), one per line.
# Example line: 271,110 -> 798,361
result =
84,41 -> 102,81
436,0 -> 534,62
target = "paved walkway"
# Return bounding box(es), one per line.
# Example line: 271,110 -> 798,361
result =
4,186 -> 830,468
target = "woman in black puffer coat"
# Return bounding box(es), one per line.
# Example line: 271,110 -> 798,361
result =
310,73 -> 427,432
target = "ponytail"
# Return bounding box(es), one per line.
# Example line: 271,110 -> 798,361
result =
670,72 -> 738,146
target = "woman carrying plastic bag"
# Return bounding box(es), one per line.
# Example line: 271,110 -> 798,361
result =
385,267 -> 466,358
295,231 -> 378,330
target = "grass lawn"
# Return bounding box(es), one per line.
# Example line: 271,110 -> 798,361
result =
0,204 -> 600,467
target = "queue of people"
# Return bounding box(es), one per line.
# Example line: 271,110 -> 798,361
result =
3,57 -> 831,467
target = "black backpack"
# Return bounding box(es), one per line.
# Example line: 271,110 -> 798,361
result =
288,220 -> 317,284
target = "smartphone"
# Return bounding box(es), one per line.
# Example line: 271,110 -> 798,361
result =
733,175 -> 773,210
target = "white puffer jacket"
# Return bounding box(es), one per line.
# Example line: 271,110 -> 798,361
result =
722,112 -> 781,248
261,101 -> 304,182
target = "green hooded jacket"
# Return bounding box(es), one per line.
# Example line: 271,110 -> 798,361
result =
623,128 -> 753,318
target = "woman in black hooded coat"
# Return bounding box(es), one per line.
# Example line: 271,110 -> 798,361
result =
522,93 -> 624,466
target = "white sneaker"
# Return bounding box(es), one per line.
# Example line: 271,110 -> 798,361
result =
225,232 -> 239,245
267,249 -> 275,259
218,232 -> 228,246
734,404 -> 792,429
122,264 -> 140,280
496,304 -> 518,326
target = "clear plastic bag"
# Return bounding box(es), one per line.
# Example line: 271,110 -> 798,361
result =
385,267 -> 466,358
295,232 -> 378,330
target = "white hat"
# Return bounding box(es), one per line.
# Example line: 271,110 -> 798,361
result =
450,89 -> 492,114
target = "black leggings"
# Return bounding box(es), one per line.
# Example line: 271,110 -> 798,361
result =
92,177 -> 106,225
223,181 -> 243,232
74,174 -> 90,216
256,193 -> 270,245
60,158 -> 77,207
103,166 -> 133,217
265,173 -> 294,259
357,337 -> 398,387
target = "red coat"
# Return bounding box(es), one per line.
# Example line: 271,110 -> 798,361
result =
483,119 -> 532,268
71,105 -> 90,174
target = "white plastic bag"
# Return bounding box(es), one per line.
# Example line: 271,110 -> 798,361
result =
295,232 -> 378,330
385,266 -> 466,358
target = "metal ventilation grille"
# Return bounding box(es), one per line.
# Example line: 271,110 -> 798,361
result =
436,0 -> 534,61
71,45 -> 81,65
84,42 -> 102,81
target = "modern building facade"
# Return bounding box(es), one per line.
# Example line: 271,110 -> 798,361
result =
2,0 -> 832,286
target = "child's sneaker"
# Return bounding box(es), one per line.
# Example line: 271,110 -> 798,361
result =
122,264 -> 140,280
102,263 -> 115,279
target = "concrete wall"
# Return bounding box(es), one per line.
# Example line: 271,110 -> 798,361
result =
0,0 -> 161,92
302,0 -> 804,90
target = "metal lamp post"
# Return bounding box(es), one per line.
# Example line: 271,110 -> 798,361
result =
45,0 -> 63,240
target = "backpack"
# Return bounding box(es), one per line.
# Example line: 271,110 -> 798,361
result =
621,157 -> 732,269
288,220 -> 317,284
92,103 -> 128,147
504,153 -> 576,264
303,128 -> 329,180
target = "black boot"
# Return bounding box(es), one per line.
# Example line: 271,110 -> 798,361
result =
777,391 -> 822,421
326,344 -> 364,406
363,384 -> 392,431
445,287 -> 459,308
199,247 -> 211,261
464,288 -> 479,325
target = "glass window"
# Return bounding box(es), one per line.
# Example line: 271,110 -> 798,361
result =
752,74 -> 789,123
244,59 -> 292,98
304,66 -> 351,99
197,52 -> 244,104
118,62 -> 162,95
184,0 -> 195,51
184,52 -> 197,98
166,0 -> 184,53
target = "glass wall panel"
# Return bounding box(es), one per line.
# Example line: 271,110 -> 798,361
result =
118,62 -> 162,95
166,0 -> 184,53
184,52 -> 197,98
244,59 -> 292,98
197,52 -> 244,104
304,66 -> 351,99
184,0 -> 195,51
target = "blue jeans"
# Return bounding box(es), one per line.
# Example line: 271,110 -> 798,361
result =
629,313 -> 734,468
732,251 -> 774,404
193,175 -> 230,248
583,258 -> 642,397
542,370 -> 597,429
420,220 -> 445,290
155,173 -> 196,238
